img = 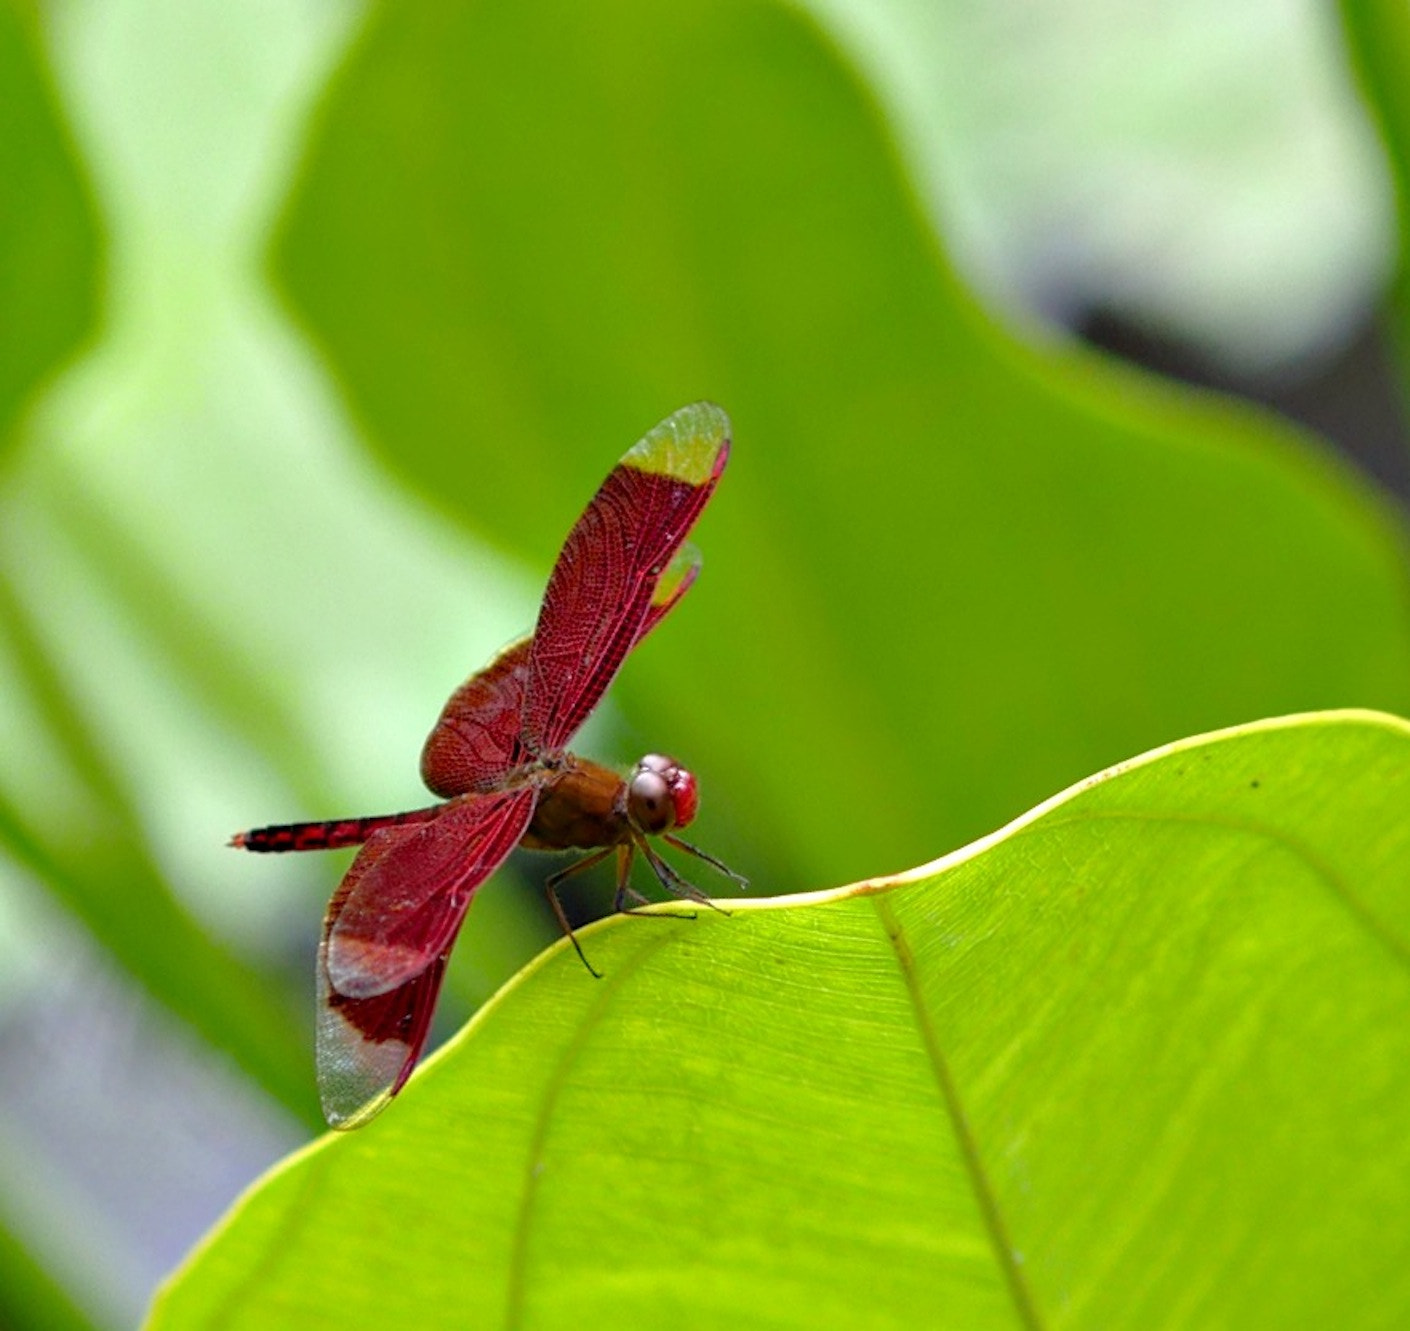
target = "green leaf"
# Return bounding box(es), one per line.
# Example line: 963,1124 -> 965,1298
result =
274,0 -> 1410,893
146,710 -> 1410,1329
0,1219 -> 98,1331
0,558 -> 320,1128
0,2 -> 100,455
1338,0 -> 1410,383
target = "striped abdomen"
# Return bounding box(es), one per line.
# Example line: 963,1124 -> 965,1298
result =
232,804 -> 445,853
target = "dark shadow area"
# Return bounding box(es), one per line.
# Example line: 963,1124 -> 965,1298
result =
1077,309 -> 1410,504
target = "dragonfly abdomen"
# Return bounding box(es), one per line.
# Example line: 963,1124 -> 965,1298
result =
232,805 -> 444,853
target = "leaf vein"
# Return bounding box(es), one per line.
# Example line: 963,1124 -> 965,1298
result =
873,895 -> 1045,1331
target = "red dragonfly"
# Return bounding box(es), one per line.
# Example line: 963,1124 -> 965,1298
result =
232,402 -> 742,1128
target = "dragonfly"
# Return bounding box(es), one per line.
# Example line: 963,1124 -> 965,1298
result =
232,402 -> 743,1128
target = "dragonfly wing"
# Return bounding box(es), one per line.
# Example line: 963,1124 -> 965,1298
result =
637,541 -> 702,644
522,402 -> 729,753
420,636 -> 533,798
316,786 -> 538,1127
317,952 -> 450,1129
324,787 -> 538,999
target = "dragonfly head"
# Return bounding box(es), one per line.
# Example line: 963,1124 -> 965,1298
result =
627,753 -> 698,834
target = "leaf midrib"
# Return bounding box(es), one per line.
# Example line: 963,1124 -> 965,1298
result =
873,894 -> 1046,1331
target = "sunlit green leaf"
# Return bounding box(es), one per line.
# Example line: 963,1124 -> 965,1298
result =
148,711 -> 1410,1330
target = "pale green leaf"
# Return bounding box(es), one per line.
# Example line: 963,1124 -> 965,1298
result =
148,711 -> 1410,1330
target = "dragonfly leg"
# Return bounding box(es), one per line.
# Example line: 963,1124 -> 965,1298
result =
544,848 -> 613,978
636,834 -> 729,918
663,833 -> 749,891
609,846 -> 684,920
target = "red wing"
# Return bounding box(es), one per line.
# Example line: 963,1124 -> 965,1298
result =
317,951 -> 450,1129
522,402 -> 729,754
324,787 -> 538,999
316,786 -> 538,1127
420,636 -> 532,798
420,544 -> 699,799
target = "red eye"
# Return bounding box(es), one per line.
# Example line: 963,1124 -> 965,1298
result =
668,768 -> 698,829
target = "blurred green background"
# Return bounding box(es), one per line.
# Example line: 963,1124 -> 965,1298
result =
2,0 -> 1409,1326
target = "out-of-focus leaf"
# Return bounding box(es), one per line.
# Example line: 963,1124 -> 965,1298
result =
147,711 -> 1410,1330
0,3 -> 99,455
813,0 -> 1394,373
0,1218 -> 97,1331
274,0 -> 1410,894
1338,0 -> 1410,381
0,569 -> 318,1127
0,795 -> 317,1128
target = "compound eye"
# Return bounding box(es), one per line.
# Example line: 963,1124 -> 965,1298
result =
628,768 -> 673,833
668,768 -> 699,829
